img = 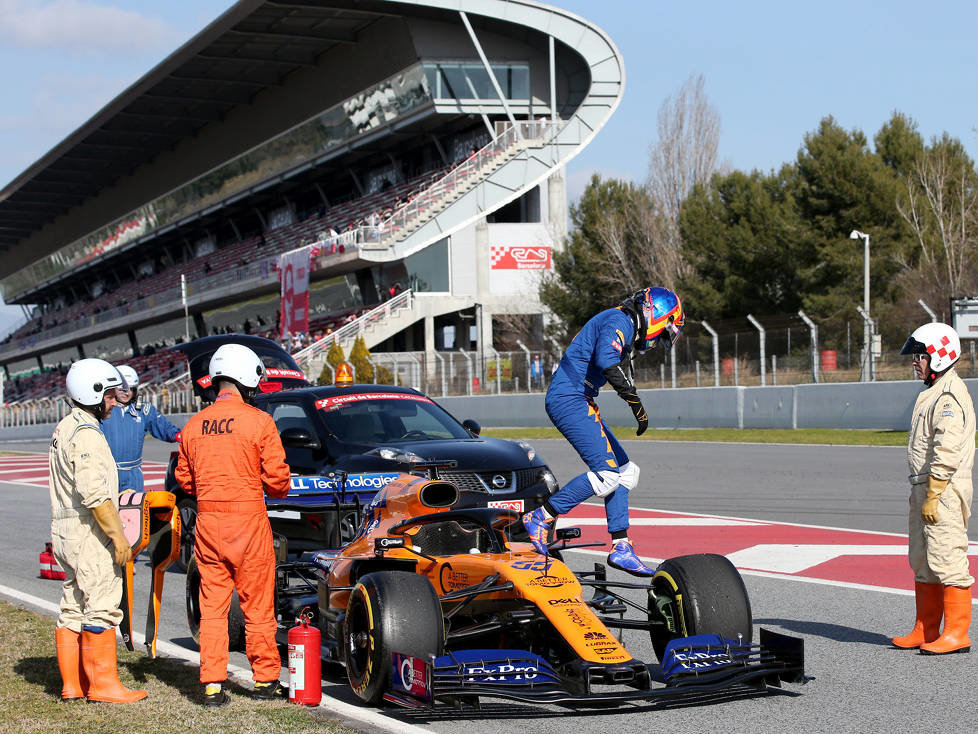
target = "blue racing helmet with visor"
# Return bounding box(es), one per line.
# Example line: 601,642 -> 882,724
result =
622,287 -> 685,353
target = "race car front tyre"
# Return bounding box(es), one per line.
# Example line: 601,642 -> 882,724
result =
185,556 -> 246,652
648,553 -> 753,662
343,571 -> 444,705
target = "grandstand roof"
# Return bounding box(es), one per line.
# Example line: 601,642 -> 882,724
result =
0,0 -> 461,252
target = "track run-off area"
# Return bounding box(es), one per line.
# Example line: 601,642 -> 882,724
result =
1,437 -> 977,733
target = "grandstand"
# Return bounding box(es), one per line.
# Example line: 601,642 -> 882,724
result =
0,0 -> 623,403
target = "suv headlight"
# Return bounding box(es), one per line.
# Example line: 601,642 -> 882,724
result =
369,447 -> 424,464
516,440 -> 536,461
541,469 -> 558,493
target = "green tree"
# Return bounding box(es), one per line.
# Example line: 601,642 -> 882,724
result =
349,334 -> 374,383
679,166 -> 807,322
874,111 -> 924,176
791,116 -> 912,343
896,133 -> 978,310
317,341 -> 346,385
539,175 -> 641,339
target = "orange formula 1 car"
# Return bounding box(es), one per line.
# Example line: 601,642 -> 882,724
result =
187,463 -> 808,707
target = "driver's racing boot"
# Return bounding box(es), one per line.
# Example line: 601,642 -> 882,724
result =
521,507 -> 553,555
607,540 -> 655,577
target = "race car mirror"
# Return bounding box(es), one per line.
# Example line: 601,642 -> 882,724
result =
555,528 -> 581,541
374,536 -> 406,555
117,490 -> 180,658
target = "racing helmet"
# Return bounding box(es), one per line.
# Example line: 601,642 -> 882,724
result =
116,364 -> 139,403
900,322 -> 961,374
334,361 -> 354,387
116,364 -> 139,390
621,287 -> 685,353
66,358 -> 124,416
209,343 -> 265,390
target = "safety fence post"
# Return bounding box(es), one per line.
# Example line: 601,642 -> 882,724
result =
700,320 -> 720,387
746,314 -> 766,387
798,310 -> 819,384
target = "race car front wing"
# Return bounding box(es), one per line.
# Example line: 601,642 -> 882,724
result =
382,628 -> 808,708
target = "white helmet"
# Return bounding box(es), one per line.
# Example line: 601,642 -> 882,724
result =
209,343 -> 265,389
900,322 -> 962,373
66,358 -> 124,407
117,365 -> 139,390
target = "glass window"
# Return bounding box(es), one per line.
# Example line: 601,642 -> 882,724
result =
317,393 -> 469,443
405,238 -> 449,293
424,62 -> 530,102
269,401 -> 317,436
464,65 -> 493,99
508,66 -> 530,100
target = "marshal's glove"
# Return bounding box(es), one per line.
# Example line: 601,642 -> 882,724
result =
922,476 -> 948,525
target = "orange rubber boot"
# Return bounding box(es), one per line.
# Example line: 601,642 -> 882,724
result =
921,586 -> 972,655
892,582 -> 943,648
55,628 -> 87,701
80,629 -> 148,703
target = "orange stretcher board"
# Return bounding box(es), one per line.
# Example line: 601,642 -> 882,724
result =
118,490 -> 180,658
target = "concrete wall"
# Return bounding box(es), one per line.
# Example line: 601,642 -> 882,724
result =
440,379 -> 978,431
8,379 -> 978,441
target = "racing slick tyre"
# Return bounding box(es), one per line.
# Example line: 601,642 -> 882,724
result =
185,556 -> 246,652
175,498 -> 197,573
343,571 -> 443,705
648,553 -> 752,663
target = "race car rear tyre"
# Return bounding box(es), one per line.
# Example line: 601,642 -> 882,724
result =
343,571 -> 443,705
185,555 -> 246,652
648,553 -> 752,662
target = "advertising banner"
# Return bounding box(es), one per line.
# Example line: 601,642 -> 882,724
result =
489,246 -> 551,270
279,245 -> 311,338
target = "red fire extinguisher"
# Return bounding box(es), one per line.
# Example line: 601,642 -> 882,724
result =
40,542 -> 66,580
288,608 -> 321,706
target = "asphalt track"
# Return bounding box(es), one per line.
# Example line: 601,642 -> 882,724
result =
2,435 -> 977,733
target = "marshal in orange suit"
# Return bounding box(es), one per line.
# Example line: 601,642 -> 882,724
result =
175,343 -> 290,707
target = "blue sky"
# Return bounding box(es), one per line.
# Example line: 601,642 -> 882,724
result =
1,0 -> 976,324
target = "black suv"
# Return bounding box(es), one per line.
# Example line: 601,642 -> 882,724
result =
165,335 -> 558,569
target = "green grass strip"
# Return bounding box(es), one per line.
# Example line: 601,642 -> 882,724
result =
0,599 -> 353,734
482,427 -> 917,446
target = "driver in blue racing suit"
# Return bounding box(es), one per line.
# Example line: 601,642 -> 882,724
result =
103,365 -> 180,493
522,287 -> 684,576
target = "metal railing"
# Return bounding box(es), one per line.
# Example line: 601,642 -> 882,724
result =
359,119 -> 560,250
293,289 -> 415,374
8,342 -> 971,429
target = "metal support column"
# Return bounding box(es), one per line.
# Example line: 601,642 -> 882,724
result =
459,11 -> 522,139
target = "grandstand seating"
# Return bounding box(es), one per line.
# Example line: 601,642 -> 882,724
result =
4,161 -> 457,352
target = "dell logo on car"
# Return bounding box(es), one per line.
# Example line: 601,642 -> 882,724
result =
463,663 -> 538,682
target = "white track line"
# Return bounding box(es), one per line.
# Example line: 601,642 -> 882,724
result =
0,583 -> 432,734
